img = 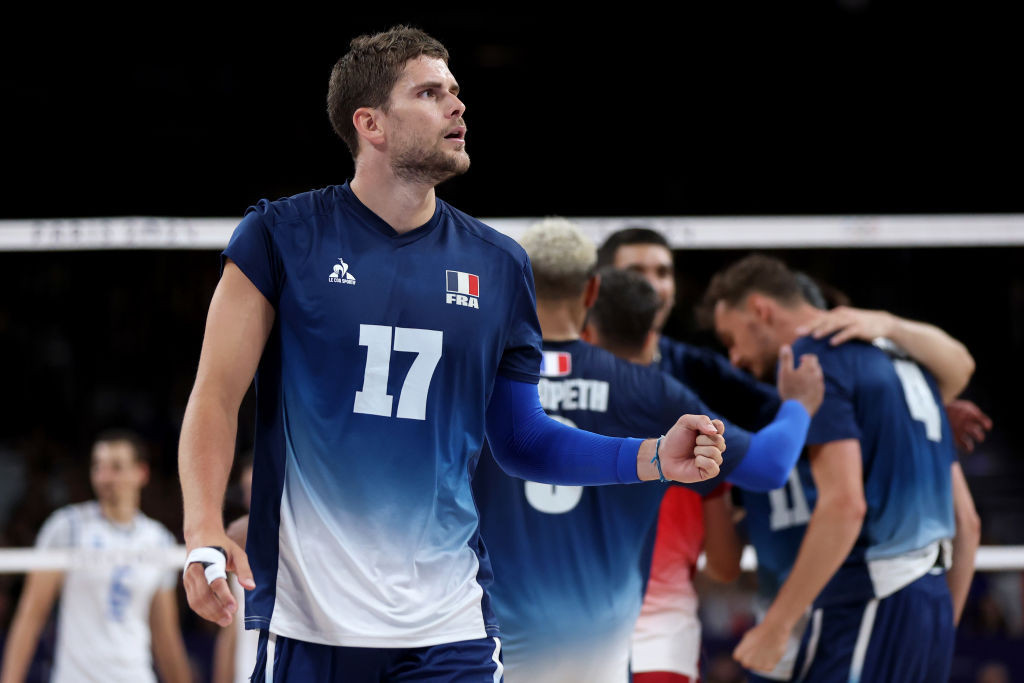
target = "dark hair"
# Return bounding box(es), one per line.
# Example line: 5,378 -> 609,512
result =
596,227 -> 672,268
589,268 -> 661,353
93,428 -> 148,465
703,254 -> 806,311
327,25 -> 449,158
794,271 -> 828,310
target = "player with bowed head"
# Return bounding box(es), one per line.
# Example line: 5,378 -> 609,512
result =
177,26 -> 724,681
706,255 -> 977,682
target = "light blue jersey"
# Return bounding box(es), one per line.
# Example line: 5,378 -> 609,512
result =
224,183 -> 542,648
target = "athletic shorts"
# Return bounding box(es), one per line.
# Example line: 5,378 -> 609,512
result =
250,630 -> 504,682
790,570 -> 954,683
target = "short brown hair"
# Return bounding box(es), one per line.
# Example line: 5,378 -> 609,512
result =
703,254 -> 806,311
93,428 -> 149,465
327,25 -> 449,158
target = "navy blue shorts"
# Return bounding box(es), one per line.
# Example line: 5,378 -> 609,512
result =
790,570 -> 954,682
250,631 -> 504,682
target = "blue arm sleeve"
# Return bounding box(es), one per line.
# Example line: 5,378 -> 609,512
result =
726,400 -> 811,492
485,376 -> 645,485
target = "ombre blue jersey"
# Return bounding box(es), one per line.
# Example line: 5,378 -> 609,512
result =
224,183 -> 542,648
657,335 -> 780,431
473,339 -> 752,679
744,337 -> 956,607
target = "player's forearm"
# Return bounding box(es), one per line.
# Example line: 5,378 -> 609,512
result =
486,376 -> 643,485
701,493 -> 743,582
947,463 -> 981,625
151,591 -> 194,683
727,400 -> 810,492
211,620 -> 238,683
180,388 -> 239,540
886,316 -> 974,403
1,571 -> 63,683
0,607 -> 47,683
153,638 -> 193,683
763,495 -> 865,630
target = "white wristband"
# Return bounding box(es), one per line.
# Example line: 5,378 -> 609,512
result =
184,546 -> 227,584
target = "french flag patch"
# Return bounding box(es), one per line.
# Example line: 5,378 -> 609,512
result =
446,270 -> 480,297
540,351 -> 572,377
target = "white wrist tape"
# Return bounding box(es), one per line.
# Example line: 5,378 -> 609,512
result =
185,546 -> 228,584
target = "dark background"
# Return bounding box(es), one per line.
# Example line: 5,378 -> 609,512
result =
3,3 -> 1022,219
2,4 -> 1023,681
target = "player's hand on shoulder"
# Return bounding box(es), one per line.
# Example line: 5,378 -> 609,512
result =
659,415 -> 725,483
795,305 -> 894,346
946,399 -> 993,453
183,530 -> 255,628
776,344 -> 824,416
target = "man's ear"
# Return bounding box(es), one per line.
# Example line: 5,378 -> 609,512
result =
352,106 -> 386,151
583,274 -> 600,309
136,462 -> 151,489
580,321 -> 597,344
747,292 -> 775,325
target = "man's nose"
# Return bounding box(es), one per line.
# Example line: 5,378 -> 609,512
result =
449,94 -> 465,119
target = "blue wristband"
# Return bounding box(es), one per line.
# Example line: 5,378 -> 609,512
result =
650,436 -> 669,483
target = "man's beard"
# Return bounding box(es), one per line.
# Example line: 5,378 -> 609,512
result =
392,144 -> 470,186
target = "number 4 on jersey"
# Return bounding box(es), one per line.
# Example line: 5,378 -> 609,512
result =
354,324 -> 443,420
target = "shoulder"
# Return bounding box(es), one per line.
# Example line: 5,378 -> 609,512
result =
244,186 -> 343,229
135,513 -> 177,546
36,502 -> 95,547
438,201 -> 531,270
792,334 -> 881,365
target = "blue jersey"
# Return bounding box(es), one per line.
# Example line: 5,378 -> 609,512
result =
223,183 -> 542,648
473,339 -> 752,678
745,336 -> 956,607
658,335 -> 780,431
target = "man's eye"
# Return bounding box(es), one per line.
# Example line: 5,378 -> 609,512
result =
419,90 -> 435,98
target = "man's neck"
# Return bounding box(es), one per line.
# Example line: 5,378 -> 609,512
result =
99,498 -> 138,525
350,163 -> 437,234
778,303 -> 824,344
537,299 -> 586,342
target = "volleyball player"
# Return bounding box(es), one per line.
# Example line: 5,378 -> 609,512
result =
597,228 -> 780,431
0,431 -> 191,683
707,255 -> 975,681
178,26 -> 725,681
473,219 -> 823,682
584,267 -> 745,683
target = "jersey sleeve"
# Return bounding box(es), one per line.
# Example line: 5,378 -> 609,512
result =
795,337 -> 862,445
660,338 -> 781,431
657,374 -> 753,494
35,507 -> 74,549
497,263 -> 543,384
221,204 -> 285,306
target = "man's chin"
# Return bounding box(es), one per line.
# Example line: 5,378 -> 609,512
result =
394,151 -> 470,185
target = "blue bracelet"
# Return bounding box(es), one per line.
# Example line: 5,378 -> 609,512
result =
650,436 -> 669,483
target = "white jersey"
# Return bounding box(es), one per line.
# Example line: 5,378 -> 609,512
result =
34,501 -> 177,683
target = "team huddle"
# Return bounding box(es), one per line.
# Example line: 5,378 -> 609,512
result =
2,24 -> 985,683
